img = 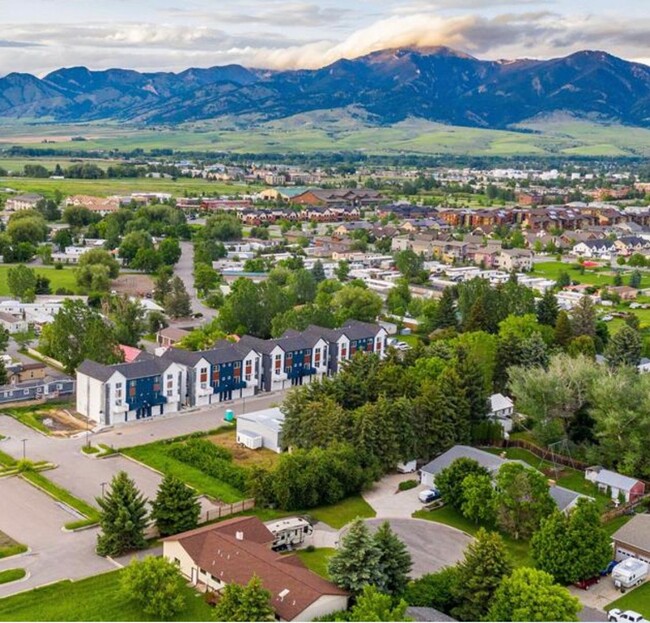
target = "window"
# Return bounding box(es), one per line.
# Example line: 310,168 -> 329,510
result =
350,343 -> 357,355
314,348 -> 321,366
167,373 -> 173,380
234,361 -> 241,370
366,341 -> 372,352
200,367 -> 208,383
129,386 -> 136,397
304,352 -> 311,366
166,390 -> 174,397
274,354 -> 282,373
340,344 -> 347,358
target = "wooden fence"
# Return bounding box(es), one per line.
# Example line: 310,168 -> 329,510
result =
201,498 -> 256,523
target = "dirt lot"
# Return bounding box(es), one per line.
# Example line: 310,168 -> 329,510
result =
111,273 -> 154,297
207,430 -> 280,469
42,409 -> 88,436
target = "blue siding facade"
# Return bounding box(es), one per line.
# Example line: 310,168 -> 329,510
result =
210,361 -> 247,394
126,375 -> 167,414
285,349 -> 316,380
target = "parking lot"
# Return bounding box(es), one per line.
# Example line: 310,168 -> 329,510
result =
0,477 -> 114,598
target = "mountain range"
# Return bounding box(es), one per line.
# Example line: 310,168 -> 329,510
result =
1,47 -> 649,130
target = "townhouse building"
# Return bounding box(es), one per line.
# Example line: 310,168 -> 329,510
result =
76,321 -> 387,426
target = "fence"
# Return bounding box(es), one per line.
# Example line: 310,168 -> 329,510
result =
483,438 -> 590,471
202,498 -> 256,523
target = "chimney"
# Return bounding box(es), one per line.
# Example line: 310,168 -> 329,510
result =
235,531 -> 244,541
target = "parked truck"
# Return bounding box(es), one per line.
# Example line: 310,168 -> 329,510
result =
612,558 -> 649,592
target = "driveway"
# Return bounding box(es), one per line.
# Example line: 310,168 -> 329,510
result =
0,477 -> 114,597
570,578 -> 626,614
362,518 -> 472,578
362,472 -> 430,519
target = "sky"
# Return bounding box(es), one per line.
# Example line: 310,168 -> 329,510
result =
0,0 -> 648,75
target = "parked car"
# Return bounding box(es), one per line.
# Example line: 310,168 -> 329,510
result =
574,576 -> 600,590
608,609 -> 648,623
418,488 -> 441,504
601,561 -> 619,576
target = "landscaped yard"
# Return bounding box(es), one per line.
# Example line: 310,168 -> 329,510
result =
531,260 -> 650,289
296,548 -> 336,579
121,436 -> 245,504
0,265 -> 80,296
607,581 -> 650,618
0,569 -> 213,621
306,495 -> 376,529
0,531 -> 26,560
413,506 -> 533,568
0,569 -> 26,585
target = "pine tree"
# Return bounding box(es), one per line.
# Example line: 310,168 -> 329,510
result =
435,287 -> 457,330
629,269 -> 642,289
536,290 -> 559,326
554,310 -> 573,348
571,296 -> 596,338
463,295 -> 489,332
455,348 -> 489,423
606,324 -> 642,368
150,474 -> 201,537
373,521 -> 413,596
96,471 -> 148,556
311,259 -> 326,283
519,332 -> 550,369
328,519 -> 383,595
164,276 -> 192,319
452,528 -> 512,622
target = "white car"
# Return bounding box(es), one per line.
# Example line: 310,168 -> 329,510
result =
418,489 -> 441,504
608,609 -> 649,623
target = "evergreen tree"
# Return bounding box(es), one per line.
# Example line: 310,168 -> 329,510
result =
519,332 -> 550,370
311,259 -> 326,283
213,575 -> 274,622
536,290 -> 559,326
150,474 -> 201,537
463,295 -> 489,332
435,287 -> 457,330
373,521 -> 413,596
554,310 -> 573,348
487,567 -> 581,622
572,296 -> 596,338
452,528 -> 512,621
164,276 -> 192,319
96,471 -> 148,556
629,269 -> 642,289
454,348 -> 489,423
328,519 -> 383,595
606,325 -> 642,368
556,271 -> 571,288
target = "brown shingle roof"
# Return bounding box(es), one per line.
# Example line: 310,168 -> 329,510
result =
164,517 -> 347,620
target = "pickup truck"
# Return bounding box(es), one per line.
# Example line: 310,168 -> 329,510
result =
608,609 -> 649,623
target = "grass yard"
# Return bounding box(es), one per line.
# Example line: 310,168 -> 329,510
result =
122,440 -> 245,504
603,514 -> 634,537
296,548 -> 336,579
532,261 -> 623,288
2,401 -> 77,435
207,430 -> 280,470
0,265 -> 80,296
0,531 -> 26,560
0,569 -> 25,585
306,495 -> 376,529
21,471 -> 100,529
0,568 -> 213,622
607,582 -> 650,618
413,506 -> 534,568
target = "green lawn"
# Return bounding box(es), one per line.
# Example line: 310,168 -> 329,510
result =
0,265 -> 80,296
21,471 -> 100,529
0,531 -> 26,560
121,441 -> 245,504
532,261 -> 626,288
306,495 -> 376,529
0,569 -> 25,585
296,548 -> 336,579
0,569 -> 213,621
607,582 -> 650,618
603,514 -> 634,537
413,506 -> 534,568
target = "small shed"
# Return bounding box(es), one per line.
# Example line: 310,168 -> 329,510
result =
236,407 -> 286,453
584,466 -> 645,503
488,393 -> 515,433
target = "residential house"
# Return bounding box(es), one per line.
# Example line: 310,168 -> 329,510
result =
156,327 -> 191,348
605,286 -> 638,301
498,249 -> 533,272
420,446 -> 585,513
584,466 -> 645,503
488,393 -> 515,433
162,516 -> 348,622
0,311 -> 28,334
76,357 -> 184,426
612,514 -> 650,564
614,236 -> 650,256
7,362 -> 47,384
5,193 -> 43,212
572,239 -> 616,259
65,195 -> 120,215
236,407 -> 285,452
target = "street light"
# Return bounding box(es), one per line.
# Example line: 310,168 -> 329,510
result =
100,482 -> 108,498
21,439 -> 27,460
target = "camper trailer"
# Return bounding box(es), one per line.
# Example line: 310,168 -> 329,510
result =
612,558 -> 649,591
265,517 -> 313,551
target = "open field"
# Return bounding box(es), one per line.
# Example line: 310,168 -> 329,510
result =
306,495 -> 376,529
0,176 -> 256,199
531,261 -> 628,288
1,116 -> 650,157
0,568 -> 213,621
207,430 -> 280,470
0,265 -> 80,296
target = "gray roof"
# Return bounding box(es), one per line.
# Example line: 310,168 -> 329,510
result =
549,485 -> 583,512
406,607 -> 457,622
612,514 -> 650,552
78,357 -> 169,382
586,466 -> 641,492
162,341 -> 254,367
237,407 -> 285,433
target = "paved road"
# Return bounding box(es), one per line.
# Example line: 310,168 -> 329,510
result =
0,477 -> 114,597
363,518 -> 472,578
175,241 -> 216,321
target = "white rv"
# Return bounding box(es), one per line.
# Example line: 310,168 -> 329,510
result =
265,517 -> 313,551
612,558 -> 649,591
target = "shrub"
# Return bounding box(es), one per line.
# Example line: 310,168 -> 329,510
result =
398,480 -> 418,491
